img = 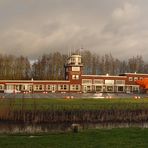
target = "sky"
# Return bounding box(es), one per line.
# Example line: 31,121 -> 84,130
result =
0,0 -> 148,60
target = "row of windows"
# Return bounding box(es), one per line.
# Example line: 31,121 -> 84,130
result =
2,84 -> 81,92
72,75 -> 79,80
82,79 -> 125,85
33,84 -> 70,91
128,77 -> 143,82
69,57 -> 81,65
95,86 -> 124,92
0,83 -> 140,93
83,85 -> 139,93
35,84 -> 81,91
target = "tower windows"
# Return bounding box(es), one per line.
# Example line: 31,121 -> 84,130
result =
72,75 -> 79,80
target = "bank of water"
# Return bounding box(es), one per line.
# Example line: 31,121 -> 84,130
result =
0,109 -> 148,133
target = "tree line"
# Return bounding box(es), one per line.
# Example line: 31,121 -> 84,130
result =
0,50 -> 147,80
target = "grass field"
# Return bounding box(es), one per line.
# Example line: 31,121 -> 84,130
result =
0,128 -> 147,148
1,98 -> 148,111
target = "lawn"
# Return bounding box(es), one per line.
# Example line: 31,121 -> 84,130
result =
1,98 -> 148,111
0,128 -> 147,148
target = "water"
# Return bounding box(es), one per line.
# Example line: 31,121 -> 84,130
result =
0,122 -> 147,134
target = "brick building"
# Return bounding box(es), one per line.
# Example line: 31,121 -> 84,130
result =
0,54 -> 147,93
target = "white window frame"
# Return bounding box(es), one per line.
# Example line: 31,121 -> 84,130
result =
0,85 -> 4,90
82,79 -> 92,84
70,85 -> 80,91
94,79 -> 104,84
129,77 -> 133,81
134,77 -> 138,81
116,80 -> 125,85
58,84 -> 69,91
72,75 -> 79,80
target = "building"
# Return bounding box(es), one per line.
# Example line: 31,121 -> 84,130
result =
0,54 -> 148,94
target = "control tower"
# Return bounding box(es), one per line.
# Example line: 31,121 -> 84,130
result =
65,54 -> 83,83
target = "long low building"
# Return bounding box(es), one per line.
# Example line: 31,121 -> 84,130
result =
0,54 -> 148,94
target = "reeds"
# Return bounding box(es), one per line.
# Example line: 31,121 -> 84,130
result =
0,109 -> 148,124
0,98 -> 148,124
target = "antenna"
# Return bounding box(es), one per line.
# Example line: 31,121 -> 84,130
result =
80,46 -> 83,56
68,49 -> 69,57
70,48 -> 71,56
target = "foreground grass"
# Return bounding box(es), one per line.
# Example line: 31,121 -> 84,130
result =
0,128 -> 148,148
1,98 -> 148,111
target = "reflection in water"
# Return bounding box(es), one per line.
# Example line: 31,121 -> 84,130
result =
0,122 -> 147,133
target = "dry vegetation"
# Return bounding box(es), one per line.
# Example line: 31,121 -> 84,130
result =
0,98 -> 148,124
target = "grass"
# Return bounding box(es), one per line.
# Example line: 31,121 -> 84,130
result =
0,128 -> 148,148
1,98 -> 148,111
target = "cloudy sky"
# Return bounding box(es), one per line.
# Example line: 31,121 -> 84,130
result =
0,0 -> 148,60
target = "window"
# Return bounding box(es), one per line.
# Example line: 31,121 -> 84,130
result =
35,85 -> 39,90
76,85 -> 79,90
72,67 -> 80,71
133,86 -> 139,92
116,80 -> 125,85
83,85 -> 92,92
106,86 -> 114,92
134,77 -> 138,81
72,75 -> 75,79
0,85 -> 3,90
96,86 -> 102,91
105,80 -> 114,85
60,85 -> 63,90
34,85 -> 43,91
78,57 -> 81,64
6,85 -> 13,90
39,85 -> 43,90
71,58 -> 75,63
64,85 -> 67,90
58,84 -> 69,91
87,86 -> 91,91
70,85 -> 80,91
46,85 -> 57,91
76,75 -> 79,79
29,85 -> 32,91
22,85 -> 26,90
14,85 -> 22,91
47,85 -> 51,90
72,75 -> 79,80
129,77 -> 133,81
82,79 -> 92,84
118,86 -> 124,92
21,85 -> 29,90
94,79 -> 104,84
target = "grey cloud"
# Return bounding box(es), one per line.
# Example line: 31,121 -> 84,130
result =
0,0 -> 148,61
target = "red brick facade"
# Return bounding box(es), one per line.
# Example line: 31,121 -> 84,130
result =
0,54 -> 148,93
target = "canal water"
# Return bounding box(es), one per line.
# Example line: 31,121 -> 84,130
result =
0,122 -> 147,133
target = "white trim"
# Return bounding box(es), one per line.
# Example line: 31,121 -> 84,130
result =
2,80 -> 70,83
82,75 -> 126,78
121,73 -> 148,76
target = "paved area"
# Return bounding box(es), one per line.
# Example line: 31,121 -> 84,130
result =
0,92 -> 147,99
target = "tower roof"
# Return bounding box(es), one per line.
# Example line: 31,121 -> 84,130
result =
66,54 -> 83,66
